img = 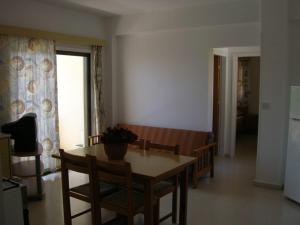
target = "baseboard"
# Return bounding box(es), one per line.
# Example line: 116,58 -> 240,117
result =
253,180 -> 283,190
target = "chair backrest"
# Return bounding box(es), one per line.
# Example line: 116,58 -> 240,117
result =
145,141 -> 180,155
88,134 -> 102,146
60,149 -> 89,174
87,155 -> 134,210
128,139 -> 145,150
59,149 -> 89,200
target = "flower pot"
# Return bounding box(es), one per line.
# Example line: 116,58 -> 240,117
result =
104,143 -> 128,160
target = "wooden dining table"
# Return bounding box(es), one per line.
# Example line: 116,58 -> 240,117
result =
53,144 -> 196,225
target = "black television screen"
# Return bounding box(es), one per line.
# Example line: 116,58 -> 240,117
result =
1,113 -> 38,153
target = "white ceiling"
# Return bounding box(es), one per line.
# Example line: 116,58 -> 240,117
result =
34,0 -> 250,16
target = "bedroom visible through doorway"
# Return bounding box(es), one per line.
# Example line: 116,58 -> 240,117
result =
235,56 -> 260,157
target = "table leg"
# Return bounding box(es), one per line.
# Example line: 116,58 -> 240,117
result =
35,155 -> 43,199
179,168 -> 188,225
153,200 -> 160,225
144,179 -> 154,225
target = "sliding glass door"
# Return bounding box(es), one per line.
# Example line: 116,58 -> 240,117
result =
56,52 -> 91,150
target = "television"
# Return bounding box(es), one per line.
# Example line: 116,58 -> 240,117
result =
1,113 -> 38,153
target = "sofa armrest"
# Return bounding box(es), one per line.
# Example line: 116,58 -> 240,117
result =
192,142 -> 216,188
192,143 -> 216,156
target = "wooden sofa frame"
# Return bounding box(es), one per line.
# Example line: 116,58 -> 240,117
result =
118,123 -> 216,187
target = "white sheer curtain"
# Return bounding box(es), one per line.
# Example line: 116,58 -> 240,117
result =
0,34 -> 59,171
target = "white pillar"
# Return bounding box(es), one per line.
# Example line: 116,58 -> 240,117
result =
255,0 -> 290,187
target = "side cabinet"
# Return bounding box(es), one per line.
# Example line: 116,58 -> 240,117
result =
0,134 -> 11,178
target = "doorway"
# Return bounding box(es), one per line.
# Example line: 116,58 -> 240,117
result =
235,57 -> 260,156
56,51 -> 91,150
211,47 -> 260,157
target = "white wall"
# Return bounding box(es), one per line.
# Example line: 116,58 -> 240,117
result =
111,0 -> 259,35
255,0 -> 290,187
290,0 -> 300,20
289,0 -> 300,86
113,0 -> 260,131
0,0 -> 106,38
289,20 -> 300,86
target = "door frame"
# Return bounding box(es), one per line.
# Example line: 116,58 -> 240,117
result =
230,51 -> 260,156
56,50 -> 92,146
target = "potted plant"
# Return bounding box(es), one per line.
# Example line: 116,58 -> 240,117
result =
101,126 -> 138,160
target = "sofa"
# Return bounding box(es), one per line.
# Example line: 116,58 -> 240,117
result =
118,123 -> 216,187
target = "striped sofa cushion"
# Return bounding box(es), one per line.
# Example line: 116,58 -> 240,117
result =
118,124 -> 210,156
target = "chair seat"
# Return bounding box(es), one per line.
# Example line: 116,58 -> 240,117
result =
102,189 -> 144,210
70,181 -> 118,197
133,181 -> 175,195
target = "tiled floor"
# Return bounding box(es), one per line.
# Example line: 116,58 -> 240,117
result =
28,135 -> 300,225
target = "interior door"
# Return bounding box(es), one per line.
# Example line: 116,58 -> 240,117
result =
213,55 -> 221,153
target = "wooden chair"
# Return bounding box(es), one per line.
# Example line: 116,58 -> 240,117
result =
88,134 -> 102,146
143,141 -> 180,224
59,149 -> 118,225
87,155 -> 144,225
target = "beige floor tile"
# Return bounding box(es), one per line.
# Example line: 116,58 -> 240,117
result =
28,135 -> 300,225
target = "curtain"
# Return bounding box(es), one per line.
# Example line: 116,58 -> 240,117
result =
237,59 -> 249,111
91,46 -> 105,134
0,34 -> 59,171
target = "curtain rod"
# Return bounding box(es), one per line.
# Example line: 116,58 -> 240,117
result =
0,24 -> 105,46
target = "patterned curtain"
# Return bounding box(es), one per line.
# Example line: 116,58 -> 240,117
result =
237,59 -> 249,111
91,46 -> 105,134
0,35 -> 59,171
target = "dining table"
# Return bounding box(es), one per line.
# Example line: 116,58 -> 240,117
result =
53,144 -> 197,225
